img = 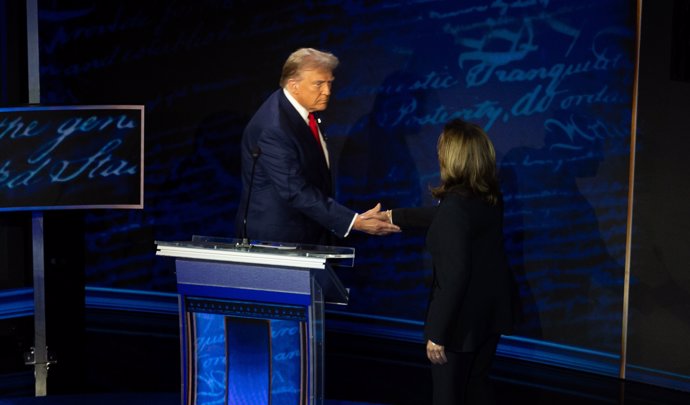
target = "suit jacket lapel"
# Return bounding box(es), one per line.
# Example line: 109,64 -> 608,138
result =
311,112 -> 334,192
277,91 -> 332,189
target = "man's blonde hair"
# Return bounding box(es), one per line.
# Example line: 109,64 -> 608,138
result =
279,48 -> 339,87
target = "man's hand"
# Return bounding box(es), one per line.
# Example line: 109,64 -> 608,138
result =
353,203 -> 401,235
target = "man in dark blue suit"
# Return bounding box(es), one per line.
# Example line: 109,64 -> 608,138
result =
235,48 -> 400,245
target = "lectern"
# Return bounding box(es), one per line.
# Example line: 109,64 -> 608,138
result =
156,236 -> 353,405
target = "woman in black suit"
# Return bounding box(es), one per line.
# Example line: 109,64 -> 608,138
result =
387,119 -> 515,405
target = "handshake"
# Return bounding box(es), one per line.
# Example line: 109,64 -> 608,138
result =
352,203 -> 400,236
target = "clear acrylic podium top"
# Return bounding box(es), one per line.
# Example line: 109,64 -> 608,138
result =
156,235 -> 355,268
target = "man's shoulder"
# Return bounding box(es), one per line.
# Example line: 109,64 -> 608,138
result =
252,90 -> 296,118
244,94 -> 301,144
253,89 -> 282,110
246,91 -> 283,125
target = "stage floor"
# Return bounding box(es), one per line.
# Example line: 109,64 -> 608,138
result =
0,393 -> 385,405
2,357 -> 690,405
2,311 -> 690,405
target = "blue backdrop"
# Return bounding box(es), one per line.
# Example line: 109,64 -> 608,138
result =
34,0 -> 634,356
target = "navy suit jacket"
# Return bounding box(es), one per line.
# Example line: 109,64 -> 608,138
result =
235,89 -> 355,245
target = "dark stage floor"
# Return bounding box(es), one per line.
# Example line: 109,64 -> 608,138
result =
1,367 -> 690,404
2,345 -> 690,405
1,311 -> 690,405
0,393 -> 383,405
2,363 -> 690,405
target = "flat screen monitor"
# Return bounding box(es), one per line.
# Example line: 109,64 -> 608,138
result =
0,105 -> 144,211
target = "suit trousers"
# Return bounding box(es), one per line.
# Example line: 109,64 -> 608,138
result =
431,334 -> 501,405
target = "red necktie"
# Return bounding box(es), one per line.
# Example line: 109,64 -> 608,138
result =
308,113 -> 320,144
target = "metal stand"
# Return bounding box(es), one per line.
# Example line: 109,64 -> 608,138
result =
25,212 -> 52,396
24,0 -> 50,396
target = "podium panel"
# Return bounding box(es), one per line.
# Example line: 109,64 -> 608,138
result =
156,238 -> 352,405
187,300 -> 306,404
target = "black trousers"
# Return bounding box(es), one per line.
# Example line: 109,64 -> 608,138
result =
430,334 -> 501,405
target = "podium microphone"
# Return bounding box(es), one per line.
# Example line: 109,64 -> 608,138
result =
241,147 -> 262,247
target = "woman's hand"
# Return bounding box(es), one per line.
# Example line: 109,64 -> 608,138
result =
426,339 -> 447,365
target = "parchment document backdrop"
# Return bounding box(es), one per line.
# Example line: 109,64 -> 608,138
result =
36,0 -> 634,370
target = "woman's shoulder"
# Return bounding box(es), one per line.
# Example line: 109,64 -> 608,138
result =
442,190 -> 477,206
437,194 -> 472,218
441,191 -> 499,216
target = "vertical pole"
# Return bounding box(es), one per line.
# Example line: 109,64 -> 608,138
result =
620,0 -> 643,382
31,213 -> 48,396
26,0 -> 40,104
26,0 -> 46,396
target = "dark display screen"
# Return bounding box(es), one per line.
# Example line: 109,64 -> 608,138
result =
0,105 -> 143,210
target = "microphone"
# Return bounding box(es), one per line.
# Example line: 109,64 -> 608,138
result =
240,147 -> 262,247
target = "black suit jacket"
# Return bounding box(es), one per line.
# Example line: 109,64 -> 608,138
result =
394,193 -> 514,352
235,89 -> 355,245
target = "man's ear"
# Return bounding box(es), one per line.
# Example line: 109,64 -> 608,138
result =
288,79 -> 300,95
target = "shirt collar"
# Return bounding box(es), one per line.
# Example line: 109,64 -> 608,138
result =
283,88 -> 309,123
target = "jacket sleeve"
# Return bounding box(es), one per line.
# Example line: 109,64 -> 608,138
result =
257,126 -> 355,237
391,206 -> 438,229
424,200 -> 471,345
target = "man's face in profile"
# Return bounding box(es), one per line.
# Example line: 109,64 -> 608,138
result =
289,68 -> 334,112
